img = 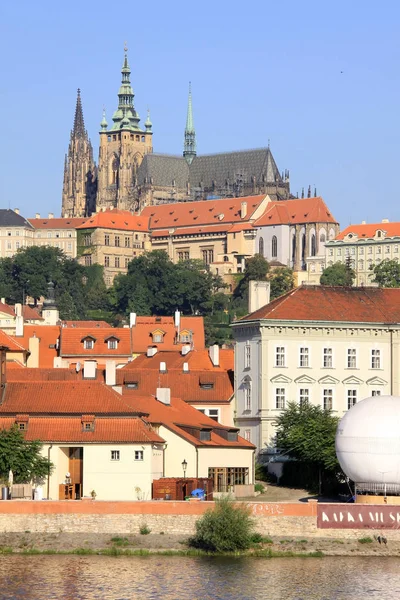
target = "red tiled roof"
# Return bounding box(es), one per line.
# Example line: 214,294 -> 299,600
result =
6,368 -> 82,382
0,382 -> 148,415
335,222 -> 400,240
63,321 -> 112,328
241,285 -> 400,323
22,306 -> 43,321
28,218 -> 88,229
77,209 -> 149,232
60,327 -> 132,357
0,303 -> 16,317
254,197 -> 337,227
228,223 -> 255,233
0,330 -> 27,353
118,350 -> 234,404
131,317 -> 205,352
0,416 -> 164,444
11,326 -> 61,368
141,195 -> 266,230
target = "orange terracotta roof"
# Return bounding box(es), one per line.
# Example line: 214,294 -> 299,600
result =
6,361 -> 25,369
0,330 -> 27,353
28,218 -> 88,229
122,391 -> 253,448
254,197 -> 337,227
335,222 -> 400,240
11,326 -> 61,368
131,316 -> 205,352
77,209 -> 149,232
118,349 -> 234,404
240,285 -> 400,323
0,303 -> 16,317
22,306 -> 43,321
6,368 -> 82,382
60,327 -> 132,357
151,225 -> 230,238
228,223 -> 255,233
0,382 -> 148,415
0,416 -> 164,444
63,321 -> 112,328
141,195 -> 266,230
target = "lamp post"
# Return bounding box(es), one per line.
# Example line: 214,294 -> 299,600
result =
181,459 -> 187,479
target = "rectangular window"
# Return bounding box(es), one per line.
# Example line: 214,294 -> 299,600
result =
115,236 -> 120,247
18,422 -> 27,431
104,256 -> 110,267
48,232 -> 52,238
368,247 -> 373,254
111,450 -> 120,461
377,246 -> 382,254
323,389 -> 333,411
84,339 -> 94,350
15,241 -> 20,249
275,388 -> 285,410
350,247 -> 355,255
67,243 -> 72,251
347,348 -> 357,368
299,347 -> 309,368
115,257 -> 120,268
323,347 -> 333,368
84,234 -> 92,246
125,237 -> 130,248
347,389 -> 357,409
125,257 -> 129,268
395,246 -> 399,254
245,385 -> 251,411
337,248 -> 342,256
372,390 -> 381,397
108,339 -> 118,350
104,234 -> 110,246
299,388 -> 309,407
208,409 -> 219,422
244,429 -> 251,442
359,247 -> 364,255
371,349 -> 381,369
245,344 -> 251,369
84,255 -> 92,266
386,246 -> 390,254
328,248 -> 333,256
208,467 -> 249,492
202,249 -> 214,265
134,450 -> 144,461
15,230 -> 20,237
275,347 -> 285,367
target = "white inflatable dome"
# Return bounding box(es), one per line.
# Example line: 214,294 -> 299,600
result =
336,395 -> 400,485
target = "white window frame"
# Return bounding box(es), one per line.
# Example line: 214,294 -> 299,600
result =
111,450 -> 120,461
323,388 -> 333,411
347,389 -> 357,410
371,348 -> 381,369
323,347 -> 333,368
244,429 -> 251,442
245,343 -> 251,369
134,450 -> 144,461
347,348 -> 357,369
244,384 -> 252,412
275,387 -> 286,410
299,388 -> 309,406
108,339 -> 118,350
371,390 -> 381,397
84,339 -> 94,350
299,346 -> 310,368
275,346 -> 285,368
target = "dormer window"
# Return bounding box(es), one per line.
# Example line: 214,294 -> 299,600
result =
151,329 -> 165,343
106,336 -> 119,350
84,339 -> 94,350
82,416 -> 95,431
179,330 -> 192,344
16,415 -> 29,431
18,422 -> 27,431
200,382 -> 214,390
200,430 -> 212,441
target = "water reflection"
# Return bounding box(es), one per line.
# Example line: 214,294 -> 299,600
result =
0,556 -> 400,599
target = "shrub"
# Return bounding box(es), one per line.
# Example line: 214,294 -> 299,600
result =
358,537 -> 373,544
254,483 -> 265,493
188,497 -> 254,553
139,524 -> 151,535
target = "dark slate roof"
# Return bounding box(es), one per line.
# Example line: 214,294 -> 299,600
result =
0,210 -> 33,229
137,148 -> 282,190
189,148 -> 282,188
137,154 -> 189,188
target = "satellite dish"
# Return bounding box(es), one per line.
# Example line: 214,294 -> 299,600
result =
76,362 -> 82,373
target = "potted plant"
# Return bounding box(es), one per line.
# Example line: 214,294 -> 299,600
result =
90,490 -> 97,500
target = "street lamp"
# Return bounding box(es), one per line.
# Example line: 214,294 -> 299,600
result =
181,459 -> 187,479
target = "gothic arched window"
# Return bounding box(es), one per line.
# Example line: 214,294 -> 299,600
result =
311,234 -> 316,257
301,234 -> 306,261
111,157 -> 119,185
291,234 -> 296,263
259,237 -> 264,256
272,236 -> 278,258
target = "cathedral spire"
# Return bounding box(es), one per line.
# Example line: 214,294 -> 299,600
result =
73,89 -> 85,137
183,82 -> 196,164
110,44 -> 141,131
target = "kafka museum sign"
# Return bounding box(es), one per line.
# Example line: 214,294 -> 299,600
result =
317,504 -> 400,529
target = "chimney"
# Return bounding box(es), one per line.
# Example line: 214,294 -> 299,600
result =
35,213 -> 40,219
0,298 -> 4,305
382,219 -> 389,223
159,361 -> 167,373
209,344 -> 220,367
15,314 -> 24,337
241,201 -> 247,219
361,221 -> 366,225
129,312 -> 137,328
27,336 -> 39,368
183,362 -> 189,373
156,388 -> 171,405
174,310 -> 181,329
48,212 -> 54,219
83,360 -> 97,379
181,344 -> 191,356
106,361 -> 116,386
14,208 -> 20,215
147,346 -> 158,357
249,280 -> 270,313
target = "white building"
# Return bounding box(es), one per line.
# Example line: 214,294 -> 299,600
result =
232,285 -> 400,452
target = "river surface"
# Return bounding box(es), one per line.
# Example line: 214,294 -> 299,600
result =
0,555 -> 399,599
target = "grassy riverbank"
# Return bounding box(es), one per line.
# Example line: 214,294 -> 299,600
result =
0,532 -> 397,557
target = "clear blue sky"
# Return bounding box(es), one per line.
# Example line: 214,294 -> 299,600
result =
1,0 -> 399,228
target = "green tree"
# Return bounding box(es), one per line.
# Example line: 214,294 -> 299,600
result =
233,254 -> 270,310
274,402 -> 342,494
269,267 -> 294,300
57,291 -> 79,320
0,426 -> 53,484
0,257 -> 16,302
371,259 -> 400,287
320,261 -> 355,286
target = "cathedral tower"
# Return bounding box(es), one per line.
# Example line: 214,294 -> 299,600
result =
96,47 -> 153,212
62,90 -> 97,217
183,82 -> 196,165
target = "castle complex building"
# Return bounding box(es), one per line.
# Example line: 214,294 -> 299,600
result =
61,49 -> 291,218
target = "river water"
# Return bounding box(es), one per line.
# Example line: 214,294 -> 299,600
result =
0,555 -> 399,599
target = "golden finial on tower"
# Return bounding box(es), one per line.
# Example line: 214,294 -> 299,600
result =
124,41 -> 128,53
